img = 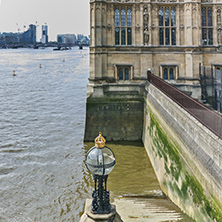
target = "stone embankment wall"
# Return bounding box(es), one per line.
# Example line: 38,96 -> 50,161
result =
84,83 -> 144,141
143,82 -> 222,221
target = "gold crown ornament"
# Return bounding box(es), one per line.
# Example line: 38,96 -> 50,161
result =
94,132 -> 106,148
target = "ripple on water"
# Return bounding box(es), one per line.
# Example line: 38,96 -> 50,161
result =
0,167 -> 17,175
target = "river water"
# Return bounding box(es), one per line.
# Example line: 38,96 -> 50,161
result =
0,48 -> 193,222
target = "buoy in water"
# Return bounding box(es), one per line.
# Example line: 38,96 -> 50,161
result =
63,59 -> 65,62
13,70 -> 16,76
39,64 -> 42,68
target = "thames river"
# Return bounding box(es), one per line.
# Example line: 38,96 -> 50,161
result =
0,48 -> 193,221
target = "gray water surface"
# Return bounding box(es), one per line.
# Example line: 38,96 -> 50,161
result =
0,48 -> 90,221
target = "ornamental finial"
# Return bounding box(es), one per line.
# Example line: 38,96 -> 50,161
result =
95,132 -> 106,148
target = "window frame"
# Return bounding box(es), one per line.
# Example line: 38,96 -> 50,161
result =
114,65 -> 133,81
160,65 -> 178,81
158,7 -> 177,46
201,7 -> 213,46
115,6 -> 132,46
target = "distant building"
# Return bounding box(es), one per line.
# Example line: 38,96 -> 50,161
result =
40,25 -> 48,44
21,24 -> 36,43
0,32 -> 20,44
77,34 -> 84,41
80,36 -> 90,45
57,34 -> 76,44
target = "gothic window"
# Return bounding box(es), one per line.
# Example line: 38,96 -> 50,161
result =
127,9 -> 132,26
164,68 -> 168,80
115,9 -> 120,26
202,7 -> 213,45
115,7 -> 132,46
121,9 -> 126,26
116,65 -> 132,80
159,7 -> 176,46
121,28 -> 126,45
125,68 -> 129,80
115,28 -> 120,45
127,28 -> 132,45
170,68 -> 174,80
119,68 -> 124,80
162,66 -> 176,80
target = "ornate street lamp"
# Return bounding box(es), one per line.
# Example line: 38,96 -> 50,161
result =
85,132 -> 116,214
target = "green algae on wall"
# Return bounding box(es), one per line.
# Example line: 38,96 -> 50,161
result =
145,108 -> 222,222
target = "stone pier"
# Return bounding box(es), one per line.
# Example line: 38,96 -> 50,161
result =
80,199 -> 123,222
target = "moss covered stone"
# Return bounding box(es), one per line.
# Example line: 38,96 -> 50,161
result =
146,108 -> 222,222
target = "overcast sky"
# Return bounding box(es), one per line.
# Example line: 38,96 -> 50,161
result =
0,0 -> 90,41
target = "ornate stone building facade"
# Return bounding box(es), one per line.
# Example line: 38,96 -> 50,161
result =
88,0 -> 222,99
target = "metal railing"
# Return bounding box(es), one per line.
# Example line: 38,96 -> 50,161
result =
147,71 -> 222,138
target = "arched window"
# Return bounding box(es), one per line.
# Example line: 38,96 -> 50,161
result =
165,9 -> 169,26
164,68 -> 168,80
121,28 -> 126,45
115,28 -> 120,45
159,9 -> 163,26
171,28 -> 176,45
159,7 -> 176,45
125,68 -> 129,80
162,66 -> 177,80
202,8 -> 206,26
121,9 -> 126,26
119,68 -> 123,80
117,66 -> 132,81
171,9 -> 176,26
165,28 -> 170,45
159,28 -> 164,45
114,7 -> 132,46
201,7 -> 213,45
127,9 -> 132,26
115,9 -> 120,26
170,68 -> 174,80
127,28 -> 132,45
208,8 -> 212,26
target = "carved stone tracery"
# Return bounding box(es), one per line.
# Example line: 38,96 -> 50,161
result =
192,3 -> 197,11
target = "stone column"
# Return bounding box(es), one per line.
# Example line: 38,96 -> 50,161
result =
90,3 -> 95,47
95,2 -> 102,46
185,51 -> 193,78
184,2 -> 193,46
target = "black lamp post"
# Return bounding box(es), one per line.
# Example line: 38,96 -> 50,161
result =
85,132 -> 116,214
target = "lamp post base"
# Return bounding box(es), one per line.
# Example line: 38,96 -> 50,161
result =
80,199 -> 123,222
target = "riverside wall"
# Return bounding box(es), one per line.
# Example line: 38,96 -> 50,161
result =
84,83 -> 144,141
143,82 -> 222,221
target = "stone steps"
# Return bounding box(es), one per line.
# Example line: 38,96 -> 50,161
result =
113,197 -> 194,222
